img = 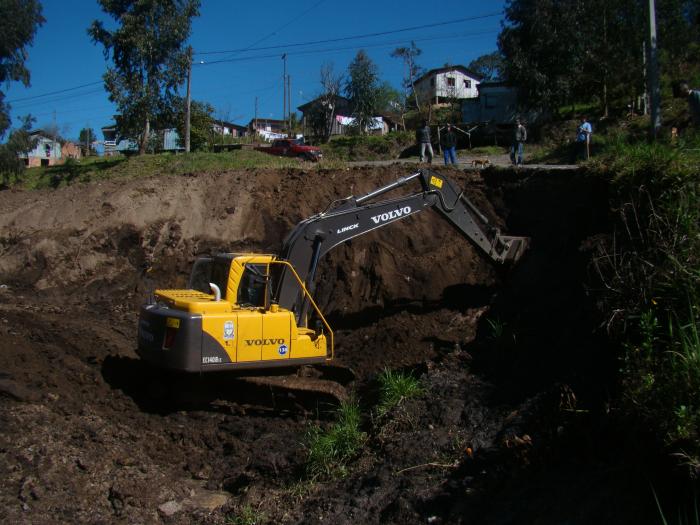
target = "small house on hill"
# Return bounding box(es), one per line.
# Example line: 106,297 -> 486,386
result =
461,82 -> 545,125
212,121 -> 247,138
19,130 -> 62,167
413,65 -> 482,105
248,118 -> 287,141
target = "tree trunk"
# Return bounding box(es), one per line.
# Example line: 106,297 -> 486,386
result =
139,117 -> 150,155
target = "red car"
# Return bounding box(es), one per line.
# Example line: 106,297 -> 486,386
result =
256,138 -> 323,161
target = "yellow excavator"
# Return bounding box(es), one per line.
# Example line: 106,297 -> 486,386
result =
136,169 -> 528,380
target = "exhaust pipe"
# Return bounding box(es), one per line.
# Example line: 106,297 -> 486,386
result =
209,283 -> 221,302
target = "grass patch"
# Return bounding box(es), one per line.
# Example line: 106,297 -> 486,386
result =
225,505 -> 266,525
321,131 -> 414,161
2,150 -> 346,190
590,129 -> 700,465
376,368 -> 423,416
305,398 -> 366,480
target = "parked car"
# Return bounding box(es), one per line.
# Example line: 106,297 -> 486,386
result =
256,138 -> 322,161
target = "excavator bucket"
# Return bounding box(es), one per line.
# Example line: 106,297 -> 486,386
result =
500,235 -> 530,264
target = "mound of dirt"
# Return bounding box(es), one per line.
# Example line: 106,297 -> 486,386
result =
0,165 -> 657,524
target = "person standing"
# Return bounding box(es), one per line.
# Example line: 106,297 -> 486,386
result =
510,118 -> 527,166
415,120 -> 433,164
441,123 -> 458,165
676,81 -> 700,126
576,116 -> 592,161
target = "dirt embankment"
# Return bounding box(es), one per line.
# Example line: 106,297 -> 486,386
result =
0,165 -> 656,524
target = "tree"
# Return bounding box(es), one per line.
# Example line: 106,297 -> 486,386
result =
174,98 -> 213,151
0,115 -> 35,185
391,42 -> 423,110
345,50 -> 379,134
467,52 -> 506,82
79,127 -> 96,155
0,0 -> 44,138
306,62 -> 344,141
88,0 -> 200,155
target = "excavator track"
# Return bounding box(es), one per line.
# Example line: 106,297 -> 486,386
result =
239,364 -> 356,405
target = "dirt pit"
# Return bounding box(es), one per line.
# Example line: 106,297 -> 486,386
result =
0,166 -> 657,523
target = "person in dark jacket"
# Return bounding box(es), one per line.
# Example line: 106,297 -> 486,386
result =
441,124 -> 458,165
510,118 -> 527,165
415,120 -> 433,163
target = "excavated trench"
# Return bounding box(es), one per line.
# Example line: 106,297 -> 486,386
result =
0,166 -> 658,524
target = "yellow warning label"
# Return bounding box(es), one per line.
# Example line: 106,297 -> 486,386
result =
166,318 -> 181,329
430,176 -> 443,188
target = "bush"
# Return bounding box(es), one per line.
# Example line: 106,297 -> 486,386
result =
321,131 -> 414,161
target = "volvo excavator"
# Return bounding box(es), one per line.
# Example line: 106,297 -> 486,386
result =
136,169 -> 528,400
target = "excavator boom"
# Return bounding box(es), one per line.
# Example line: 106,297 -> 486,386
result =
275,169 -> 529,320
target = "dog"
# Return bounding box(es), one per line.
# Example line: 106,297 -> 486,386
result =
471,158 -> 491,168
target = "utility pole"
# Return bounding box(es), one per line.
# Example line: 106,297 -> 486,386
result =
282,53 -> 287,134
254,96 -> 258,142
647,0 -> 661,139
185,46 -> 192,153
287,74 -> 291,135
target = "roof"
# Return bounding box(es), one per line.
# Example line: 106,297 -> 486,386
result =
215,120 -> 247,130
248,118 -> 286,127
297,94 -> 351,112
414,65 -> 483,85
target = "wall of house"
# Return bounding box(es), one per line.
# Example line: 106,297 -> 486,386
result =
415,70 -> 480,104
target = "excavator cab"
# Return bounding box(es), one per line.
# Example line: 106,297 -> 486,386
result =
137,254 -> 331,372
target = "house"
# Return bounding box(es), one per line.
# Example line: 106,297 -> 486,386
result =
101,125 -> 182,154
61,141 -> 82,160
248,118 -> 287,141
297,95 -> 353,136
19,130 -> 62,167
461,82 -> 544,125
413,65 -> 482,105
212,120 -> 247,138
297,95 -> 397,137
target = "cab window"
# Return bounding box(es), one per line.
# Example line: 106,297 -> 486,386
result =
237,264 -> 268,307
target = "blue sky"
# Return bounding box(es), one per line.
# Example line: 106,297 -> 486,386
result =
4,0 -> 505,141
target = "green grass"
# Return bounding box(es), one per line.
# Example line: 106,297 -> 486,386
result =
225,505 -> 266,525
305,398 -> 366,480
589,128 -> 700,462
321,131 -> 414,161
2,149 -> 346,190
376,368 -> 423,416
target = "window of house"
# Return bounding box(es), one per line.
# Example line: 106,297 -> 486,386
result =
430,78 -> 435,87
464,79 -> 471,89
447,77 -> 455,87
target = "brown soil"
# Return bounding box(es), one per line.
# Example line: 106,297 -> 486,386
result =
0,165 -> 656,524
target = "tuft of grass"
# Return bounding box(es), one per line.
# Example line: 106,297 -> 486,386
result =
376,368 -> 423,416
225,505 -> 266,525
305,398 -> 366,480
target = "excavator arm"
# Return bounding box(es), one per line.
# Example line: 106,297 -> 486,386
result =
275,169 -> 529,321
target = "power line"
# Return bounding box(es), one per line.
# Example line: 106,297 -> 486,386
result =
195,12 -> 502,56
199,29 -> 499,67
6,81 -> 103,104
216,0 -> 328,63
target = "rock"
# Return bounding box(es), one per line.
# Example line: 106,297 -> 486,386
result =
158,500 -> 183,517
186,491 -> 229,512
